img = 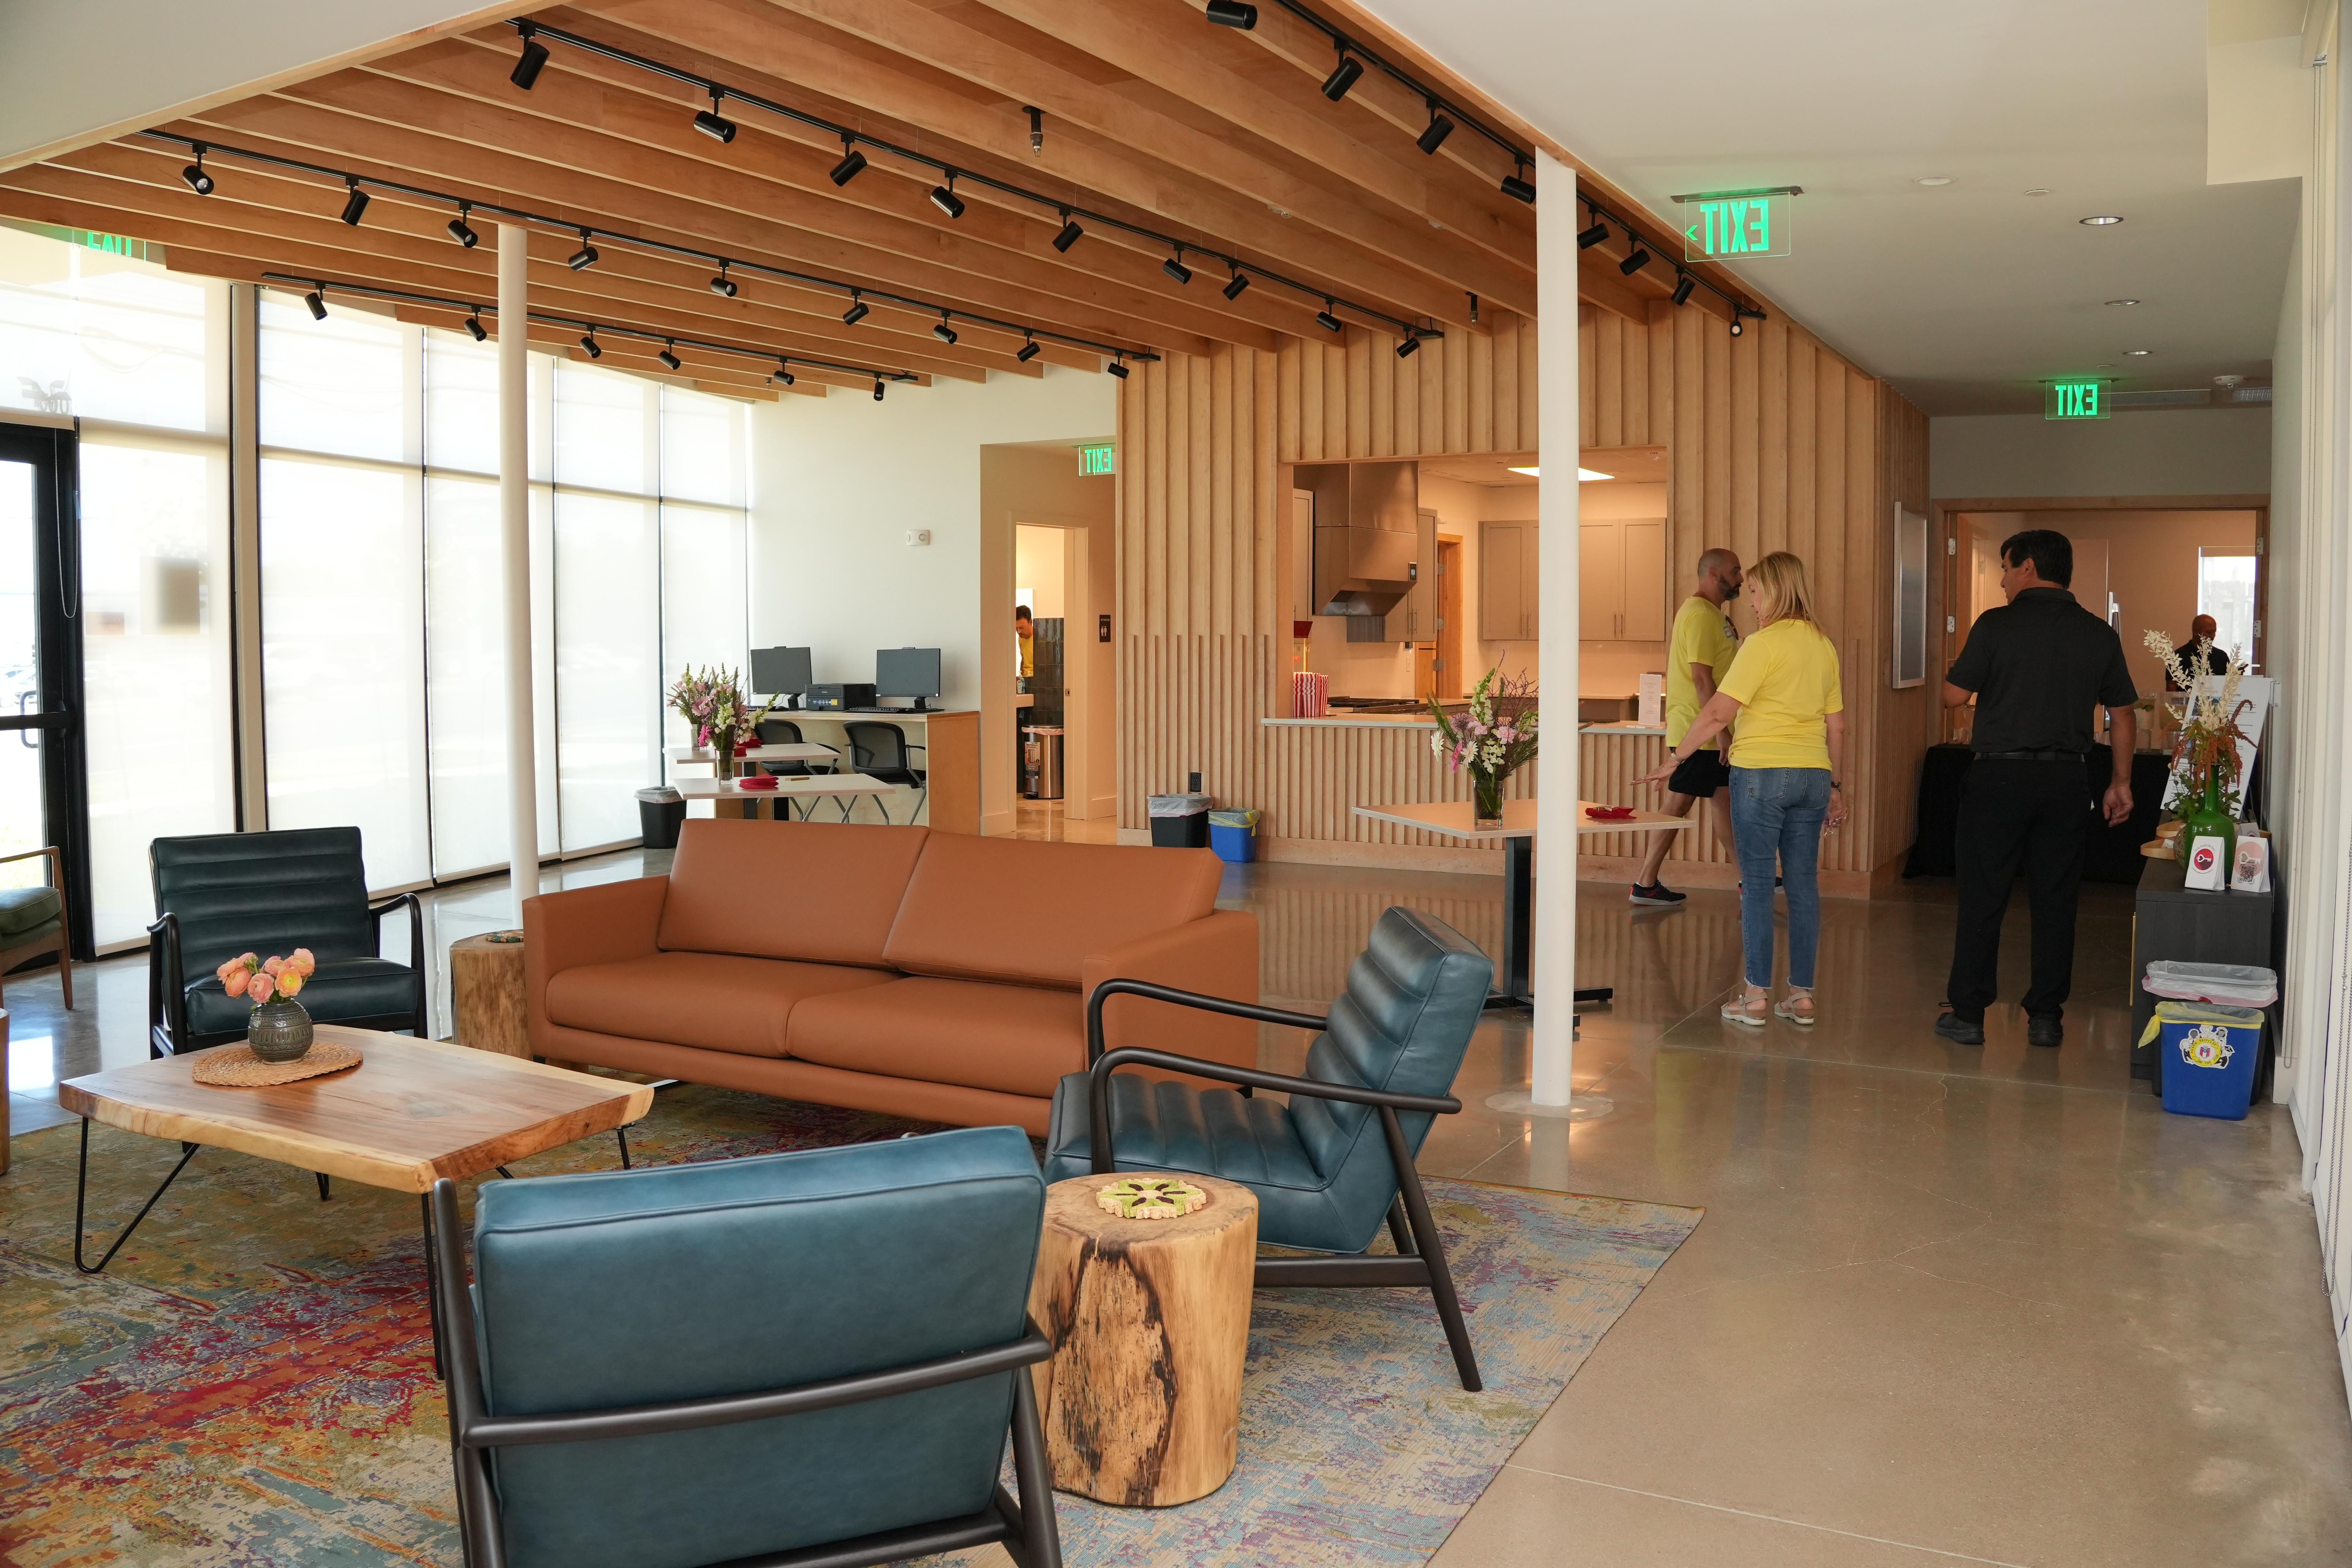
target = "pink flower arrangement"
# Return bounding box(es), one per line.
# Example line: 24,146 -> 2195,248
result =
218,948 -> 317,1005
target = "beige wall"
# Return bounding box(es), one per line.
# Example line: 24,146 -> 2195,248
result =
1015,523 -> 1066,618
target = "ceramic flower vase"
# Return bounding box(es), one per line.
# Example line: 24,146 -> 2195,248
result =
247,999 -> 315,1063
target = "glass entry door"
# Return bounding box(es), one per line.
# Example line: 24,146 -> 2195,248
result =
0,422 -> 89,954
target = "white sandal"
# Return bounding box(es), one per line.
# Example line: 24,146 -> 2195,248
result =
1774,989 -> 1817,1026
1721,987 -> 1769,1027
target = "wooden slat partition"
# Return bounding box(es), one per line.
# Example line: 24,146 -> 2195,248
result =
1117,302 -> 1933,889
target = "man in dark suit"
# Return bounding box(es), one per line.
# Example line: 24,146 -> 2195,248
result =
2164,613 -> 2231,689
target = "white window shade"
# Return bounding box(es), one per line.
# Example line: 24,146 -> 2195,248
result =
660,502 -> 748,755
0,226 -> 224,431
555,491 -> 659,850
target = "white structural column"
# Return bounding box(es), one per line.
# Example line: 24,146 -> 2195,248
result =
498,225 -> 539,917
1530,149 -> 1584,1110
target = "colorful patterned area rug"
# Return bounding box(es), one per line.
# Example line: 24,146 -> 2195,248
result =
1,1086 -> 1700,1567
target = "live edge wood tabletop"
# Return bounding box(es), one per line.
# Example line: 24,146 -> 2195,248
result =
56,1027 -> 653,1193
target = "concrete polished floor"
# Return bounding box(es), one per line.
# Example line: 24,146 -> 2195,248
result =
6,853 -> 2348,1565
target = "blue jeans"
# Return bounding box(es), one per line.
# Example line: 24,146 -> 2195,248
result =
1728,767 -> 1830,990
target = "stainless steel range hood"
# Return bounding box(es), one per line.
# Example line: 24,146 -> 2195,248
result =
1310,460 -> 1418,620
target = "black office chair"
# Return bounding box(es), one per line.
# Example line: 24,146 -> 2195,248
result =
844,722 -> 926,825
752,717 -> 822,778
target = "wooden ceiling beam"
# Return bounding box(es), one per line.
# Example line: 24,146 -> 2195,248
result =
545,0 -> 1481,331
177,90 -> 1217,360
753,0 -> 1535,316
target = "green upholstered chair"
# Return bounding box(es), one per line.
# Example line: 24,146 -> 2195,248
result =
428,1125 -> 1062,1568
0,846 -> 72,1010
1046,906 -> 1494,1390
147,827 -> 426,1056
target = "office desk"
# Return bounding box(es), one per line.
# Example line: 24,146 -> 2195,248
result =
771,709 -> 980,833
667,743 -> 839,768
675,773 -> 898,822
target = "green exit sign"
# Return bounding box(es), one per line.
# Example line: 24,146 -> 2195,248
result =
1672,187 -> 1797,260
1079,444 -> 1115,475
2045,381 -> 2110,420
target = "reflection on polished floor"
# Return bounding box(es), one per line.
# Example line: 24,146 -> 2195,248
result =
7,852 -> 2348,1564
1000,796 -> 1122,843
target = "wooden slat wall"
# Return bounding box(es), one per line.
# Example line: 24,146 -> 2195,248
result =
1117,302 -> 1935,884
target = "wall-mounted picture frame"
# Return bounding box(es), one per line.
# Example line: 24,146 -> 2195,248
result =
1892,503 -> 1929,688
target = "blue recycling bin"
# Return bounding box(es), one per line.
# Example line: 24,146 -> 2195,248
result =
2148,1002 -> 2264,1120
1208,808 -> 1259,864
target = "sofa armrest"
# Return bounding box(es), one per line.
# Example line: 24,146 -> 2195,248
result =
523,877 -> 669,1058
1081,909 -> 1260,1074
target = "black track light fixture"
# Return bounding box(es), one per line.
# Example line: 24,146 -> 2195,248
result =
842,293 -> 869,327
1416,101 -> 1455,156
511,25 -> 550,90
1163,247 -> 1193,286
933,313 -> 958,345
447,203 -> 479,247
339,175 -> 369,227
1223,267 -> 1251,301
1396,330 -> 1422,360
1027,105 -> 1044,155
693,89 -> 737,144
657,341 -> 683,371
304,287 -> 327,321
464,312 -> 487,342
873,379 -> 887,402
829,138 -> 868,187
1016,335 -> 1042,363
771,359 -> 794,387
1321,47 -> 1364,102
182,146 -> 214,195
1671,272 -> 1696,306
568,230 -> 598,270
1620,244 -> 1650,276
580,328 -> 602,359
1053,210 -> 1084,252
1107,354 -> 1130,379
710,262 -> 737,298
1500,161 -> 1536,204
1577,213 -> 1608,250
1729,314 -> 1745,338
1205,0 -> 1258,26
1316,299 -> 1344,333
929,172 -> 966,220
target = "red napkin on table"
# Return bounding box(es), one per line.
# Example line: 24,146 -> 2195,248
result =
737,774 -> 780,790
1583,805 -> 1636,821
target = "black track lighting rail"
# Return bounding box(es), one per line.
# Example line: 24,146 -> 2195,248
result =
1258,0 -> 1529,173
1575,195 -> 1762,329
135,128 -> 1157,367
259,271 -> 920,384
505,18 -> 1441,342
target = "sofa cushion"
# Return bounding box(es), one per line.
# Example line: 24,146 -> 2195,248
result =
0,884 -> 60,940
658,819 -> 927,969
882,836 -> 1222,989
546,951 -> 895,1059
787,977 -> 1087,1099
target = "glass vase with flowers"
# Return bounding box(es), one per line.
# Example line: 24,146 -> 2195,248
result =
666,665 -> 775,780
1427,665 -> 1539,828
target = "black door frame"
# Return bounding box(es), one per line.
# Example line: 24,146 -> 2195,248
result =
0,419 -> 93,960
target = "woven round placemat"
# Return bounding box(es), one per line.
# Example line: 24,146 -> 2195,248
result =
192,1039 -> 363,1087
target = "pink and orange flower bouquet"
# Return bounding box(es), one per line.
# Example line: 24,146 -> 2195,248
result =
217,948 -> 318,1006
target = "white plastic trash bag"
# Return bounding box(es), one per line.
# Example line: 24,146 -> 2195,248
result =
2141,961 -> 2277,1008
1148,793 -> 1212,817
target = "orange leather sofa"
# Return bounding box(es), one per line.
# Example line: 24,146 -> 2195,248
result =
523,818 -> 1258,1134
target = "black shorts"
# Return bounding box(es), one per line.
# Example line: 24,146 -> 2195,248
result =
1667,747 -> 1732,798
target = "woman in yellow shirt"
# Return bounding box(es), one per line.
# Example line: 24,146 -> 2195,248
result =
1636,552 -> 1848,1026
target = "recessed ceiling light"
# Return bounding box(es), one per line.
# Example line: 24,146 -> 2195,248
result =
2124,348 -> 2152,356
1914,176 -> 1952,186
2023,187 -> 2051,196
1506,466 -> 1617,481
2080,215 -> 2123,226
2105,298 -> 2141,306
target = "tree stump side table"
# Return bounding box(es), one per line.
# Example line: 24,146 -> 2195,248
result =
1027,1171 -> 1258,1506
448,932 -> 529,1059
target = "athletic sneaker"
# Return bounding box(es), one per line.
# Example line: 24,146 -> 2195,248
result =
1629,882 -> 1688,907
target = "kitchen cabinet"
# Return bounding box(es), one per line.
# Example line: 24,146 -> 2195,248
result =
1579,517 -> 1667,640
1391,507 -> 1440,641
1479,519 -> 1539,640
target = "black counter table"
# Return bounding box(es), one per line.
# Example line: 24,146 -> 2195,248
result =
2129,852 -> 2279,1102
1905,743 -> 2170,882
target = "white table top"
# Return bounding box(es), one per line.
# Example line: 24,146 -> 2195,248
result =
1352,799 -> 1692,841
675,772 -> 898,800
668,743 -> 839,763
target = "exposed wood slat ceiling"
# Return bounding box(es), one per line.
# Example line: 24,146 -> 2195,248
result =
0,0 -> 1759,399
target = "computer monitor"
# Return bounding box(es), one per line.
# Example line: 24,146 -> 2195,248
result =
875,647 -> 942,710
749,646 -> 812,700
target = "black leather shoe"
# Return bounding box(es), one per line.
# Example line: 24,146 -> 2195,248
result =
2027,1015 -> 2063,1048
1935,1010 -> 1985,1046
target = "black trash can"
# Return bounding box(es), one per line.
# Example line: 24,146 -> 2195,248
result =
637,786 -> 686,849
1148,791 -> 1211,848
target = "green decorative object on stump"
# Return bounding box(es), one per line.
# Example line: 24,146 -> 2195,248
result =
1095,1176 -> 1209,1220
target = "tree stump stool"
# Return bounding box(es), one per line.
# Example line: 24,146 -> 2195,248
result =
1027,1171 -> 1258,1506
448,932 -> 529,1059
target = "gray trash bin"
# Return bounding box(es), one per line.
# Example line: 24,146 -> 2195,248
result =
1022,725 -> 1065,801
1148,791 -> 1212,848
636,786 -> 686,849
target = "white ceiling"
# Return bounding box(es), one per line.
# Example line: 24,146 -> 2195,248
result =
1359,0 -> 2303,414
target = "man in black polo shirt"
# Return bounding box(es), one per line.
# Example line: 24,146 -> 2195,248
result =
1937,529 -> 2137,1047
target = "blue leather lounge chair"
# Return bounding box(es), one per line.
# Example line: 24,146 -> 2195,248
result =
1045,906 -> 1493,1390
147,827 -> 426,1056
427,1125 -> 1063,1568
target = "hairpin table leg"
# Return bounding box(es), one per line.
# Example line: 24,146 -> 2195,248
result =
421,1193 -> 444,1380
74,1118 -> 200,1274
615,1125 -> 632,1169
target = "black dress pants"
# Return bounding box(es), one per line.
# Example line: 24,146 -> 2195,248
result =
1946,759 -> 2091,1024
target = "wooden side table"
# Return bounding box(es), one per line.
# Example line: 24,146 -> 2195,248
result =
1027,1171 -> 1257,1506
449,932 -> 529,1058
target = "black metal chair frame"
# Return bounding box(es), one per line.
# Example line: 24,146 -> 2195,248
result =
1083,977 -> 1482,1391
843,722 -> 926,825
427,1180 -> 1064,1568
146,893 -> 428,1058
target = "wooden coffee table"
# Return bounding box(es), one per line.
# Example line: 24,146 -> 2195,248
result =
58,1026 -> 653,1370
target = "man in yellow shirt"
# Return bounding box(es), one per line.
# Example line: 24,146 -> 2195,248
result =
1631,548 -> 1743,906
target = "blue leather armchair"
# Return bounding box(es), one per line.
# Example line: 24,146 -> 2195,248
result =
429,1125 -> 1063,1568
147,827 -> 426,1056
1045,906 -> 1492,1390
